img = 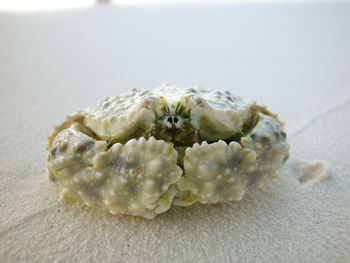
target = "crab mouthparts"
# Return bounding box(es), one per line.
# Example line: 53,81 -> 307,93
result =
153,114 -> 194,147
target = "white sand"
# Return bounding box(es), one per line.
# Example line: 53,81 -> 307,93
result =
0,3 -> 350,262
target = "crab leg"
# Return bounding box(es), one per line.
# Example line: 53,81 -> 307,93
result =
240,113 -> 290,187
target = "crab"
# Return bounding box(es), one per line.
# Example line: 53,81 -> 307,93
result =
46,84 -> 290,219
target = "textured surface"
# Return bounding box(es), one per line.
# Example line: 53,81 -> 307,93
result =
46,86 -> 289,216
1,2 -> 350,262
48,125 -> 183,218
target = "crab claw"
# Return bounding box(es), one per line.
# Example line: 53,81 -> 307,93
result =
92,137 -> 182,219
174,113 -> 290,206
174,141 -> 257,205
47,128 -> 183,219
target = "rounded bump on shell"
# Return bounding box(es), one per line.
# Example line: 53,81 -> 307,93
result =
46,86 -> 289,218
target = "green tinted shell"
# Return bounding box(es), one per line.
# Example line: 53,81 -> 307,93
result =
46,84 -> 290,219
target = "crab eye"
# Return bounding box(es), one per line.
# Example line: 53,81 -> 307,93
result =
166,116 -> 179,124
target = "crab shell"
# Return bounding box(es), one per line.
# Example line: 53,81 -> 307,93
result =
46,84 -> 290,219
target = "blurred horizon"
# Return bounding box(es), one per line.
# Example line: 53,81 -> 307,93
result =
0,0 -> 348,12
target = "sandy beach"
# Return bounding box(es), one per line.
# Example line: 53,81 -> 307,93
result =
0,2 -> 349,262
